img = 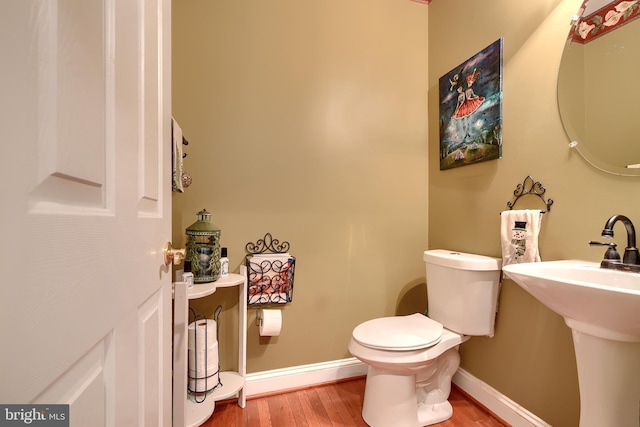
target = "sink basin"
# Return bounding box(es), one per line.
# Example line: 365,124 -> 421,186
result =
503,260 -> 640,341
503,260 -> 640,427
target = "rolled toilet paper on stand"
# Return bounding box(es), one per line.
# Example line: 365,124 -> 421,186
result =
187,318 -> 220,392
259,309 -> 282,336
187,346 -> 220,392
188,341 -> 219,374
188,319 -> 217,350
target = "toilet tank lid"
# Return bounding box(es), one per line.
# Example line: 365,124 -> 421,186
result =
424,249 -> 502,271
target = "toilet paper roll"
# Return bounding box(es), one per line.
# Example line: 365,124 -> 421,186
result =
188,319 -> 217,350
188,339 -> 219,393
259,309 -> 282,337
188,341 -> 219,374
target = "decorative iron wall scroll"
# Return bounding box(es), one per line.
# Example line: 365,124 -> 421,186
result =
245,233 -> 295,306
506,175 -> 554,213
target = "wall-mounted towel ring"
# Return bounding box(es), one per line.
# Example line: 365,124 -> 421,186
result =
505,175 -> 553,213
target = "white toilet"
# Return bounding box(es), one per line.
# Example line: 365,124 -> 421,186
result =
348,249 -> 502,427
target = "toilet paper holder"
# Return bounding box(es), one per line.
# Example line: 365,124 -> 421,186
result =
255,307 -> 283,337
255,308 -> 274,326
255,308 -> 262,326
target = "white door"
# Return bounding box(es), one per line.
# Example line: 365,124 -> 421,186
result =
0,1 -> 172,426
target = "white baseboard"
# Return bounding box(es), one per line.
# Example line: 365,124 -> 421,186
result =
244,358 -> 368,397
452,368 -> 552,427
245,358 -> 550,427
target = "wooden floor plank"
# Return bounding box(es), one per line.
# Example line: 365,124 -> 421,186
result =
267,393 -> 298,427
298,386 -> 333,426
243,396 -> 262,427
285,391 -> 310,427
314,384 -> 354,426
333,380 -> 368,426
256,399 -> 272,427
207,399 -> 237,426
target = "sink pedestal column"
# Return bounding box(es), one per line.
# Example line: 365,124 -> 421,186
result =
570,325 -> 640,427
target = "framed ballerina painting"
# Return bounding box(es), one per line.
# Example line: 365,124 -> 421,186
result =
438,38 -> 503,170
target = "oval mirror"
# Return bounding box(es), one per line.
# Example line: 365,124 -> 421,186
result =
558,0 -> 640,175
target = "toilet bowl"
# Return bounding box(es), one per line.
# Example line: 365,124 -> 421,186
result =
349,250 -> 502,427
348,314 -> 468,427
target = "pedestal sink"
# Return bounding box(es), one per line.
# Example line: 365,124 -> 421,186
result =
503,260 -> 640,427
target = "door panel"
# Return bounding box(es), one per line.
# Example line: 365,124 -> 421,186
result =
141,0 -> 161,210
35,338 -> 109,427
0,0 -> 172,425
31,0 -> 109,211
139,290 -> 164,427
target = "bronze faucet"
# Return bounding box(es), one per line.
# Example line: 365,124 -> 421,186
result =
601,214 -> 640,265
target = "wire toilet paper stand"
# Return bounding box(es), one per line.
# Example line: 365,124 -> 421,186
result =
187,305 -> 223,403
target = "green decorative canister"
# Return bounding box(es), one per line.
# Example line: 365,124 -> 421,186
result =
185,209 -> 221,283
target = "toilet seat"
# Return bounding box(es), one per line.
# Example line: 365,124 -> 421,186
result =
352,313 -> 443,351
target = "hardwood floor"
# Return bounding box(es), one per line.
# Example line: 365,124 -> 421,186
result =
201,377 -> 508,426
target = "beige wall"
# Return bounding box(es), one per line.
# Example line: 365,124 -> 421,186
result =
173,0 -> 640,426
429,0 -> 640,426
172,0 -> 429,373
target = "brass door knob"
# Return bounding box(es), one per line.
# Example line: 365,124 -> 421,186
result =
164,242 -> 186,266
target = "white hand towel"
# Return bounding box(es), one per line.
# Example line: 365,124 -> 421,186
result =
172,117 -> 184,192
500,209 -> 543,267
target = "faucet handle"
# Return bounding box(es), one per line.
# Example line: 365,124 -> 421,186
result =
589,241 -> 621,261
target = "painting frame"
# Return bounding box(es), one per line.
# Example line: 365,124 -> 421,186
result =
438,38 -> 503,170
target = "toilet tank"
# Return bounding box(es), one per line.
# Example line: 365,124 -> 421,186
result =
424,250 -> 502,336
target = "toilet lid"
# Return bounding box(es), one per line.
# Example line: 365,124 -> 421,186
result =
352,313 -> 443,351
